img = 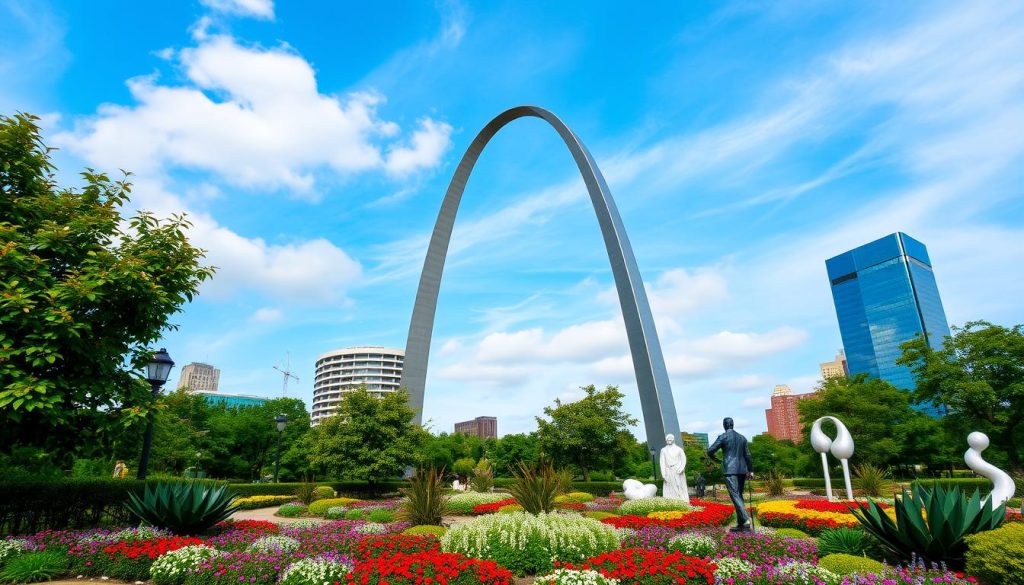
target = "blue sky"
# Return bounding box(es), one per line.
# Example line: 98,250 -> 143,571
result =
3,0 -> 1023,440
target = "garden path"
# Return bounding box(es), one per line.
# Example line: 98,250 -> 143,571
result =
229,506 -> 331,524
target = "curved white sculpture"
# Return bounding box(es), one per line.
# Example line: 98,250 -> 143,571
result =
811,416 -> 855,501
660,434 -> 689,503
623,478 -> 658,500
964,431 -> 1016,508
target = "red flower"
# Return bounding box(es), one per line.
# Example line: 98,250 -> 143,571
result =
353,534 -> 439,561
346,550 -> 512,585
471,499 -> 518,514
559,548 -> 715,584
101,536 -> 205,560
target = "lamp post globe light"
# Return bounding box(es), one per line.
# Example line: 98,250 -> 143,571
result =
274,414 -> 287,483
138,348 -> 174,480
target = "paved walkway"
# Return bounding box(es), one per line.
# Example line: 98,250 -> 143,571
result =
229,506 -> 331,524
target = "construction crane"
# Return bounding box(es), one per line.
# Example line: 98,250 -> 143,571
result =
273,353 -> 299,397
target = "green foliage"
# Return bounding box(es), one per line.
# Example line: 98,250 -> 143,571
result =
294,482 -> 317,505
311,486 -> 334,501
666,533 -> 717,558
125,480 -> 239,535
445,492 -> 509,515
509,462 -> 567,514
764,468 -> 786,496
849,484 -> 1005,568
0,113 -> 214,466
306,497 -> 360,517
535,385 -> 639,481
816,527 -> 881,558
275,503 -> 306,517
401,524 -> 447,536
150,545 -> 220,585
0,479 -> 150,534
853,463 -> 890,497
817,553 -> 885,576
368,509 -> 395,523
749,434 -> 806,477
399,467 -> 448,526
0,540 -> 28,568
0,551 -> 67,583
773,528 -> 811,539
899,321 -> 1024,473
798,374 -> 947,469
306,388 -> 426,482
452,457 -> 475,478
487,433 -> 540,476
964,522 -> 1024,585
469,458 -> 494,493
617,497 -> 692,516
583,511 -> 617,520
555,491 -> 595,503
440,511 -> 619,576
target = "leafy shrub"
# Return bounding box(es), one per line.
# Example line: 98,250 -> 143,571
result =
510,462 -> 568,514
441,511 -> 618,575
400,467 -> 448,526
311,486 -> 335,501
402,525 -> 448,537
536,568 -> 619,585
233,495 -> 294,510
294,482 -> 317,505
0,551 -> 67,584
125,481 -> 239,535
617,497 -> 691,516
0,540 -> 30,567
248,535 -> 300,554
470,459 -> 495,493
555,492 -> 595,504
583,511 -> 617,521
666,533 -> 717,558
965,522 -> 1024,585
344,509 -> 365,520
275,503 -> 307,517
307,497 -> 360,516
818,553 -> 885,575
854,463 -> 890,497
446,492 -> 510,515
817,527 -> 881,558
150,545 -> 220,585
764,468 -> 787,496
368,508 -> 395,523
278,557 -> 353,585
773,528 -> 811,539
850,484 -> 1005,568
713,557 -> 756,580
324,506 -> 347,520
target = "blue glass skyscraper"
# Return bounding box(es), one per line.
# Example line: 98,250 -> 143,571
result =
826,233 -> 950,391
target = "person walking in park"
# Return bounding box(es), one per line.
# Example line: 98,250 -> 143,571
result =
706,417 -> 754,532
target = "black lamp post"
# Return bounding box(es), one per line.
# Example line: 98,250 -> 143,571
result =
138,348 -> 174,480
273,414 -> 287,483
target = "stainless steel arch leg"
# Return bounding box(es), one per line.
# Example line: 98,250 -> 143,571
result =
400,105 -> 681,452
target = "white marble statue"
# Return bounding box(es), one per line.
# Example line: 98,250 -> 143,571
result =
623,478 -> 657,500
964,431 -> 1016,508
811,416 -> 855,501
660,434 -> 690,503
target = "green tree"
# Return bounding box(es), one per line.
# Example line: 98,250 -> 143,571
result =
535,384 -> 639,481
306,388 -> 426,483
899,321 -> 1024,473
488,433 -> 539,476
797,374 -> 945,472
0,113 -> 214,465
748,433 -> 804,476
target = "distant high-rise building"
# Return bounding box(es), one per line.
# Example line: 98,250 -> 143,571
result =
194,391 -> 268,408
177,362 -> 220,392
765,384 -> 817,443
819,350 -> 849,380
826,232 -> 950,391
454,416 -> 498,439
312,347 -> 404,425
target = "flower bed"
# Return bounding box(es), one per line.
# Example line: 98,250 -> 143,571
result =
557,548 -> 716,584
757,499 -> 877,535
350,550 -> 512,584
446,492 -> 512,515
471,497 -> 518,514
233,495 -> 294,510
600,499 -> 734,530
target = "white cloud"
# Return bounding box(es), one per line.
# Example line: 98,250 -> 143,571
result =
200,0 -> 274,19
56,34 -> 451,194
688,327 -> 809,359
741,395 -> 770,408
250,307 -> 283,323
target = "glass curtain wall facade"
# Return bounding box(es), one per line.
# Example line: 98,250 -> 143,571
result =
826,233 -> 950,394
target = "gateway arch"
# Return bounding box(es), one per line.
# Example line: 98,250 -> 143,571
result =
401,105 -> 681,452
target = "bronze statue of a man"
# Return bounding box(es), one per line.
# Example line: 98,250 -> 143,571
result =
706,417 -> 754,532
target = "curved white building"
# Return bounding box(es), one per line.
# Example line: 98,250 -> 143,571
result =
311,346 -> 404,425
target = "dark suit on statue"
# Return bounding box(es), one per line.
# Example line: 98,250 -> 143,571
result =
707,428 -> 754,529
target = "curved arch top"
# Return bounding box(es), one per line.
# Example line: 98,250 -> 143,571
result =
401,105 -> 681,452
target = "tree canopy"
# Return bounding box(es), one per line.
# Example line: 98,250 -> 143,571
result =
0,113 -> 214,464
899,321 -> 1024,473
535,384 -> 639,481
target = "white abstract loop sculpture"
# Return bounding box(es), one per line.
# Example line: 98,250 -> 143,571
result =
964,431 -> 1016,508
811,416 -> 855,501
623,478 -> 658,500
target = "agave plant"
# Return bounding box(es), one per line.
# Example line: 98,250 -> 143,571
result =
125,480 -> 239,535
849,483 -> 1005,568
816,526 -> 882,558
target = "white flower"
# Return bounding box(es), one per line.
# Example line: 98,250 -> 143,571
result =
537,568 -> 620,585
248,535 -> 301,554
617,497 -> 692,516
0,539 -> 31,566
278,557 -> 353,585
352,522 -> 387,535
150,545 -> 221,584
712,557 -> 756,580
